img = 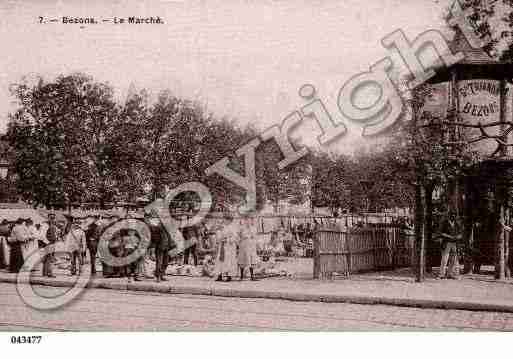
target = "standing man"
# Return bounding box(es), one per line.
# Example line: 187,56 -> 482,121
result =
65,217 -> 86,276
42,213 -> 59,278
183,217 -> 199,266
145,210 -> 174,282
85,216 -> 101,276
437,211 -> 462,280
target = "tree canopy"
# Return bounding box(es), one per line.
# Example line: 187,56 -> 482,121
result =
5,73 -> 312,210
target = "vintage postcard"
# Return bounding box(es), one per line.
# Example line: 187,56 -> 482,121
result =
1,1 -> 513,347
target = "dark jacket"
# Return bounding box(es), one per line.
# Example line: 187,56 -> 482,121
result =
147,221 -> 175,252
182,225 -> 199,242
439,218 -> 461,243
86,222 -> 101,246
46,224 -> 59,244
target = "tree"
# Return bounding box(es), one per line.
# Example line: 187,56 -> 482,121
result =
7,73 -> 119,208
445,0 -> 513,61
0,137 -> 17,203
196,118 -> 254,210
351,148 -> 415,213
254,139 -> 311,211
311,151 -> 354,213
111,89 -> 150,203
386,81 -> 479,281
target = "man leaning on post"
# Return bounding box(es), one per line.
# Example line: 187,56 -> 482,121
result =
437,210 -> 462,280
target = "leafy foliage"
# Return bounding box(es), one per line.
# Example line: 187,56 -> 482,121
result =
447,0 -> 513,61
5,73 -> 312,210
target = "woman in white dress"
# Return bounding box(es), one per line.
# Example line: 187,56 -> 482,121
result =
213,213 -> 238,282
238,215 -> 259,281
22,219 -> 40,271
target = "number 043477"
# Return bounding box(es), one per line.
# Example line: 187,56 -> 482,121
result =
10,336 -> 42,344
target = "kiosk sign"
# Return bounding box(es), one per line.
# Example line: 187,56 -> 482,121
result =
458,79 -> 504,156
458,80 -> 501,123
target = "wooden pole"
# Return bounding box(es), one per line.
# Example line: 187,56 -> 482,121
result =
425,183 -> 433,274
505,207 -> 511,278
500,79 -> 508,157
415,179 -> 426,282
496,200 -> 506,280
496,79 -> 508,280
313,230 -> 320,279
450,67 -> 459,141
463,177 -> 474,274
0,237 -> 5,269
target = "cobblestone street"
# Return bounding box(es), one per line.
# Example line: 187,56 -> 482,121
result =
2,282 -> 513,331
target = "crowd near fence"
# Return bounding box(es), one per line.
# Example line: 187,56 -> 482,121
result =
0,202 -> 413,276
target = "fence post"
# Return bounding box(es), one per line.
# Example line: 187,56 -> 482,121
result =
344,230 -> 351,275
313,230 -> 320,279
0,237 -> 5,269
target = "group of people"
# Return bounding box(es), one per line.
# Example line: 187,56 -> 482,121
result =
90,210 -> 261,282
0,209 -> 267,283
1,213 -> 86,277
6,208 -> 503,282
77,210 -> 176,282
399,212 -> 463,279
399,209 -> 513,280
2,217 -> 44,274
212,212 -> 259,282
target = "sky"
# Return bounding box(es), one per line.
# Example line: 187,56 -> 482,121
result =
0,0 -> 453,155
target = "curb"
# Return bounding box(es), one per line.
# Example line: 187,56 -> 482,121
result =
127,282 -> 171,293
4,276 -> 513,313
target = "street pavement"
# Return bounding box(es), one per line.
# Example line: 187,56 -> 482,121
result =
1,282 -> 513,331
3,264 -> 513,313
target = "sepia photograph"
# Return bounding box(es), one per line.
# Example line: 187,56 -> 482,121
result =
1,0 -> 513,351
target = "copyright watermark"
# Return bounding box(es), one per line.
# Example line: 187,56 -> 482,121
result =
16,244 -> 91,310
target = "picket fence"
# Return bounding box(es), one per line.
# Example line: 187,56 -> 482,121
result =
313,227 -> 413,278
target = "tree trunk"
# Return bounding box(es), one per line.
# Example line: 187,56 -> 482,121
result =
462,178 -> 474,274
415,181 -> 426,282
506,207 -> 511,278
425,183 -> 433,274
496,79 -> 508,279
496,203 -> 506,280
506,210 -> 511,278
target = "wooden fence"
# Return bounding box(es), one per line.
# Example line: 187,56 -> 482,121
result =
313,227 -> 413,278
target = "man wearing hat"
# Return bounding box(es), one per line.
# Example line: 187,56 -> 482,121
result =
85,215 -> 101,276
65,217 -> 87,276
182,215 -> 200,266
145,209 -> 174,282
437,210 -> 462,279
